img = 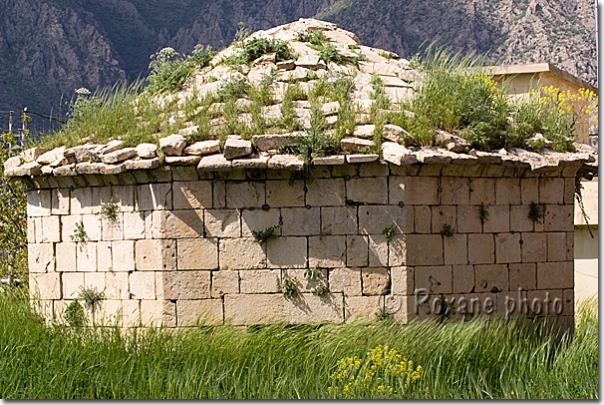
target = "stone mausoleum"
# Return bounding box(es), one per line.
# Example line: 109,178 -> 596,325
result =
4,19 -> 597,331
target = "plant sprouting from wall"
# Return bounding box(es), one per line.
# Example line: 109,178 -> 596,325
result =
439,224 -> 454,237
527,202 -> 545,224
70,220 -> 88,243
478,203 -> 489,226
311,285 -> 329,297
100,197 -> 118,222
282,276 -> 298,298
252,224 -> 280,245
382,224 -> 396,240
78,286 -> 105,324
304,262 -> 324,280
64,299 -> 85,328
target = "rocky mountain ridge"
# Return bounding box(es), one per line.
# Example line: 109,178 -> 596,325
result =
0,0 -> 596,133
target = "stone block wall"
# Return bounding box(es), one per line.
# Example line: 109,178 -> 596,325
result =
26,162 -> 577,329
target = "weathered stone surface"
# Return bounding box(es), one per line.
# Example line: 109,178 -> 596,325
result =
313,155 -> 345,165
295,54 -> 321,68
346,154 -> 379,164
382,124 -> 410,143
100,140 -> 125,155
276,60 -> 295,71
124,158 -> 160,171
219,238 -> 266,270
100,147 -> 137,164
267,154 -> 304,171
12,162 -> 42,177
4,156 -> 22,171
36,147 -> 64,165
184,140 -> 220,156
340,137 -> 374,152
159,134 -> 187,156
353,124 -> 376,139
136,143 -> 157,159
165,156 -> 201,166
75,162 -> 104,175
197,154 -> 232,171
253,134 -> 298,151
223,138 -> 252,160
232,155 -> 269,169
321,101 -> 340,115
21,147 -> 46,162
381,142 -> 418,165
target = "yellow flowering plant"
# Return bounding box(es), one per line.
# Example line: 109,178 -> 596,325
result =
327,345 -> 423,399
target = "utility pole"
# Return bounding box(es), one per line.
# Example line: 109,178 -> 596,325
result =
8,110 -> 13,133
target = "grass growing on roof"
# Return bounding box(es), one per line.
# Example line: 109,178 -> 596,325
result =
0,292 -> 597,399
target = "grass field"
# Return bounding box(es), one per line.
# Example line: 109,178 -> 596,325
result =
0,293 -> 597,399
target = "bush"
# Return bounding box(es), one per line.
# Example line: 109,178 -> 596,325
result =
241,37 -> 292,64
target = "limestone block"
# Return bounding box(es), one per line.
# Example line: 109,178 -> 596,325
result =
321,206 -> 357,235
469,178 -> 495,206
495,233 -> 521,263
539,178 -> 564,205
495,178 -> 521,205
204,209 -> 240,238
51,188 -> 70,215
566,232 -> 574,261
157,270 -> 211,300
177,238 -> 218,270
71,187 -> 93,214
123,212 -> 146,240
136,183 -> 172,211
266,180 -> 305,207
239,269 -> 281,293
213,181 -> 226,209
381,142 -> 418,166
267,237 -> 307,268
388,235 -> 406,266
80,214 -> 101,241
441,177 -> 470,205
56,242 -> 77,272
129,271 -> 155,299
280,207 -> 320,236
219,238 -> 266,270
283,269 -> 328,293
475,264 -> 508,293
241,209 -> 281,238
431,206 -> 456,235
346,177 -> 387,204
331,163 -> 358,178
444,234 -> 467,265
97,241 -> 112,271
148,210 -> 204,239
267,155 -> 304,171
564,178 -> 575,205
520,232 -> 546,263
77,243 -> 97,272
101,148 -> 136,164
28,217 -> 36,243
211,270 -> 239,297
344,295 -> 382,322
105,272 -> 129,299
330,267 -> 362,296
159,134 -> 187,156
184,140 -> 220,156
92,190 -> 112,215
362,267 -> 390,295
467,234 -> 494,265
305,180 -> 347,213
520,178 -> 540,205
346,154 -> 379,164
546,232 -> 567,262
27,190 -> 52,217
509,263 -> 536,290
359,162 -> 389,177
537,261 -> 574,290
226,181 -> 265,209
30,272 -> 61,300
40,216 -> 61,243
224,294 -> 287,325
4,155 -> 22,170
308,236 -> 346,268
411,206 -> 429,234
135,143 -> 157,159
510,205 -> 534,232
140,300 -> 176,327
368,234 -> 389,266
101,300 -> 140,327
347,235 -> 368,267
389,176 -> 438,205
223,138 -> 252,160
363,203 -> 413,234
173,181 -> 212,209
28,243 -> 55,273
135,239 -> 176,271
313,155 -> 345,166
482,205 -> 509,233
84,272 -> 106,295
390,266 -> 413,295
33,218 -> 43,244
286,293 -> 344,324
452,265 -> 474,293
60,216 -> 80,243
101,216 -> 124,241
111,240 -> 134,271
544,205 -> 573,232
177,299 -> 223,326
456,206 -> 482,233
415,265 -> 452,294
171,165 -> 200,181
62,272 -> 84,299
405,234 -> 443,266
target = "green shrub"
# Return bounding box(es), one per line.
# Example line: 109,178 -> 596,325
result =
241,37 -> 292,64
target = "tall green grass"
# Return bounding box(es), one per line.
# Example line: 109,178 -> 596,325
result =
0,293 -> 597,399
